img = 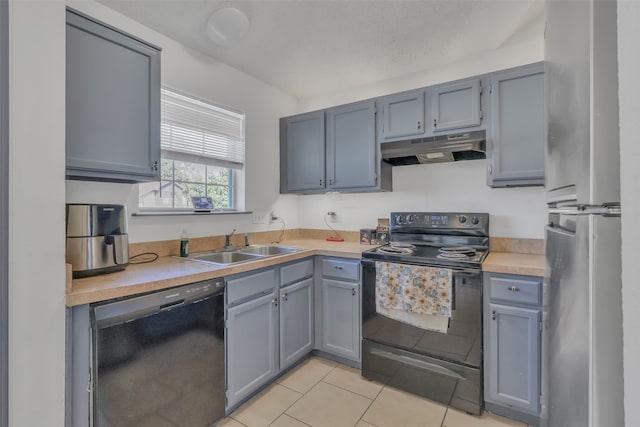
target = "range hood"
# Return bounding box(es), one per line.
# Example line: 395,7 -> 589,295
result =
381,130 -> 486,166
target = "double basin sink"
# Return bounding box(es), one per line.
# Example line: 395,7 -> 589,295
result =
184,245 -> 302,266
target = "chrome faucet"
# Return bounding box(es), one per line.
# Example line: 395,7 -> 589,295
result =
225,228 -> 236,249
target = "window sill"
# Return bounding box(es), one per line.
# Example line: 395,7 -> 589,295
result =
132,210 -> 252,217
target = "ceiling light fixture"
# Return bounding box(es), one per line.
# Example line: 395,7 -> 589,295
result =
206,7 -> 250,47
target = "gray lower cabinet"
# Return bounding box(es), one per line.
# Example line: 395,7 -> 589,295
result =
318,258 -> 361,362
226,259 -> 314,410
484,272 -> 543,426
279,277 -> 314,369
326,101 -> 378,190
226,291 -> 279,409
431,79 -> 482,132
487,63 -> 545,187
280,111 -> 326,192
380,90 -> 426,141
65,8 -> 161,183
226,268 -> 279,410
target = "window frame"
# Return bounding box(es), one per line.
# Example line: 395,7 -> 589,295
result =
139,87 -> 244,212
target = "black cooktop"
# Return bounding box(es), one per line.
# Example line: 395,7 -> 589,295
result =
362,244 -> 488,269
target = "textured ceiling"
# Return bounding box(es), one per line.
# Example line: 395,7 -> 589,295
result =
97,0 -> 543,99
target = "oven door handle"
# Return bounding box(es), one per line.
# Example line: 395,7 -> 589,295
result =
370,348 -> 467,381
361,259 -> 480,275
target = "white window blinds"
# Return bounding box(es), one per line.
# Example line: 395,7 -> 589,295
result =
161,88 -> 245,169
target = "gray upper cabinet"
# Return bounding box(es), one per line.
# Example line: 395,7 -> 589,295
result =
281,102 -> 390,194
487,63 -> 545,187
380,90 -> 426,141
280,111 -> 326,192
65,8 -> 161,183
431,79 -> 482,132
279,277 -> 314,370
326,101 -> 377,190
484,272 -> 543,425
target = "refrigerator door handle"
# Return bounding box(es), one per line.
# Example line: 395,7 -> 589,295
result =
548,204 -> 621,217
545,223 -> 575,238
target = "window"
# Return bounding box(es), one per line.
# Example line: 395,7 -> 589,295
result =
139,88 -> 244,210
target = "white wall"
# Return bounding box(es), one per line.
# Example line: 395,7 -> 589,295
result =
297,161 -> 546,238
65,0 -> 299,242
8,0 -> 66,425
294,16 -> 547,239
617,1 -> 640,425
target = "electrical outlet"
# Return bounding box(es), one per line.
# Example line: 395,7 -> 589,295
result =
251,211 -> 268,224
270,212 -> 278,222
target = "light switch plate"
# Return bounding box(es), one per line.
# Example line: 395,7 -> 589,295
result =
251,211 -> 268,224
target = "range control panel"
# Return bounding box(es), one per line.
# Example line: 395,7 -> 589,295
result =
390,212 -> 489,231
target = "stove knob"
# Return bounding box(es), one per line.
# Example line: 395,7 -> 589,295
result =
458,215 -> 467,224
407,215 -> 415,224
471,216 -> 480,225
395,215 -> 405,224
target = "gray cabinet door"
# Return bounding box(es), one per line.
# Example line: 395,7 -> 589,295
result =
279,277 -> 314,370
488,65 -> 545,187
226,292 -> 278,409
65,9 -> 160,182
326,101 -> 377,190
381,90 -> 426,140
321,278 -> 359,361
487,303 -> 540,414
431,80 -> 482,132
281,111 -> 325,192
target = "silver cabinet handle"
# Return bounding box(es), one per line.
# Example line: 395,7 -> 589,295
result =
433,119 -> 437,127
352,288 -> 357,296
272,298 -> 278,307
508,286 -> 520,292
320,179 -> 323,187
492,310 -> 496,320
281,292 -> 288,302
334,265 -> 343,270
329,178 -> 333,186
417,120 -> 421,130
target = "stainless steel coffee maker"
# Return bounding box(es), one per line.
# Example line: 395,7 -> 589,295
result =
66,204 -> 129,278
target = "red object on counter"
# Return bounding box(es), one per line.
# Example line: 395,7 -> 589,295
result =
326,236 -> 344,242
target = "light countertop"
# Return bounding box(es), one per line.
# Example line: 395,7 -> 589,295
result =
67,238 -> 545,306
482,252 -> 545,277
67,239 -> 374,306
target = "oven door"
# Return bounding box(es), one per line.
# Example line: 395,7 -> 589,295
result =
361,259 -> 482,367
361,259 -> 483,414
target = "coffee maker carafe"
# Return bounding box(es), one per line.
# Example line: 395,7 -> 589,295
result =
66,204 -> 129,278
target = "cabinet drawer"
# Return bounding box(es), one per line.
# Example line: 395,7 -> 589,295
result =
322,259 -> 360,281
488,275 -> 541,306
227,268 -> 276,305
281,259 -> 313,287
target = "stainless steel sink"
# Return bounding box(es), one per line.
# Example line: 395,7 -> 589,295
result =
187,251 -> 264,265
181,244 -> 302,265
237,245 -> 301,256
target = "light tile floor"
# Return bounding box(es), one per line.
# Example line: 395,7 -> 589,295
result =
216,357 -> 529,427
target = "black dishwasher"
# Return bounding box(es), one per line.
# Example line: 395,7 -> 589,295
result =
91,279 -> 225,427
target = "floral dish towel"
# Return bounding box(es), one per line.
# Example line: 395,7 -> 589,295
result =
375,261 -> 453,317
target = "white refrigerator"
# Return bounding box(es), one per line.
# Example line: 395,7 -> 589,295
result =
544,0 -> 624,426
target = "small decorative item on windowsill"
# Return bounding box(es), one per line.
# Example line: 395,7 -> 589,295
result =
191,196 -> 213,213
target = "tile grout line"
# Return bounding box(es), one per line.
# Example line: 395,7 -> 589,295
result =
274,413 -> 313,427
440,406 -> 450,427
319,376 -> 383,401
353,383 -> 388,427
